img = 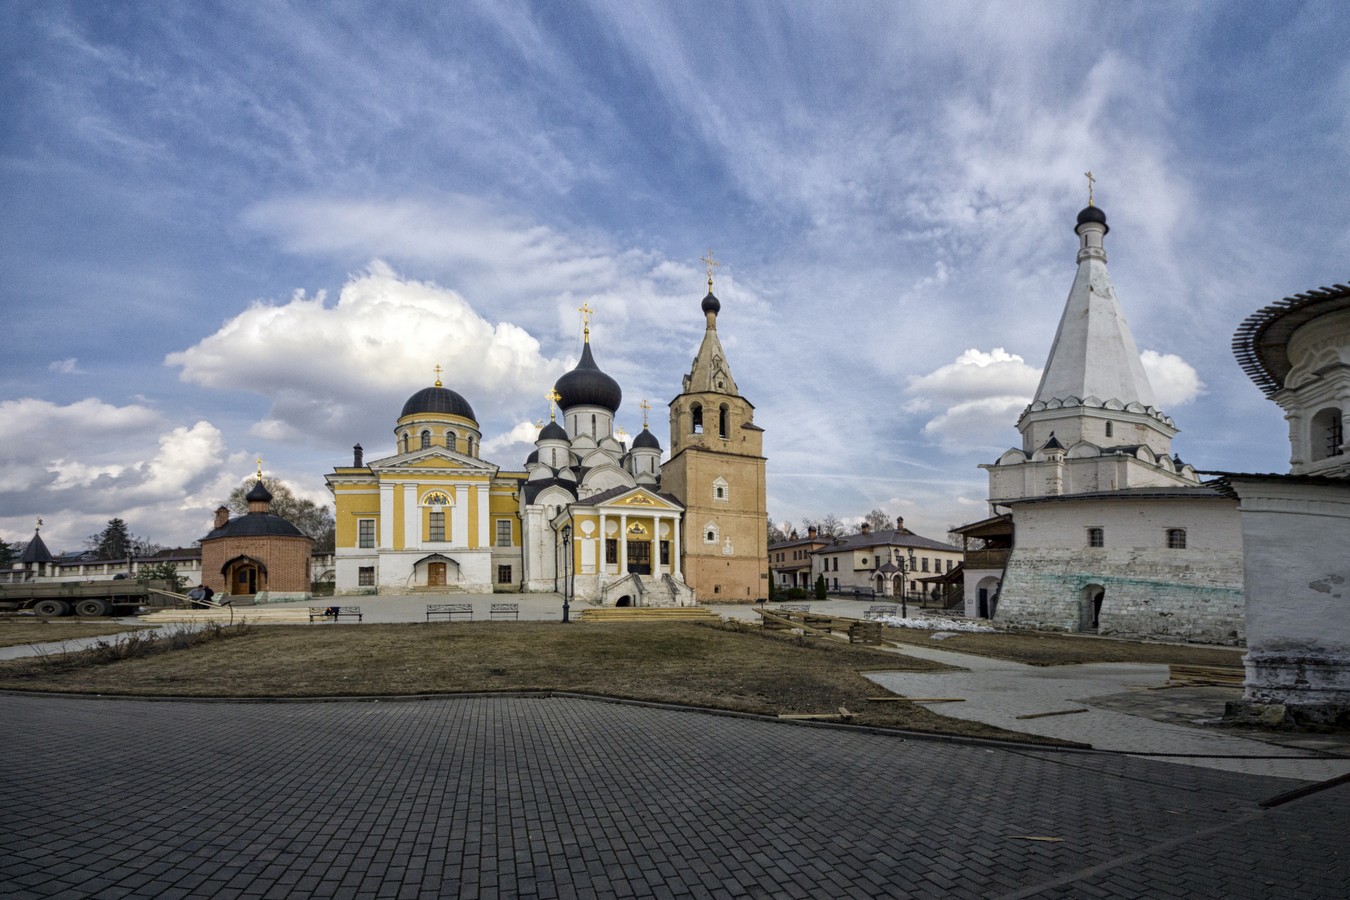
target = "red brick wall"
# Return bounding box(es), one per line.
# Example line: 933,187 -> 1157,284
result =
200,534 -> 314,594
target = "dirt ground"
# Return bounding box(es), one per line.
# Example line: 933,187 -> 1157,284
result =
0,618 -> 143,648
880,626 -> 1246,667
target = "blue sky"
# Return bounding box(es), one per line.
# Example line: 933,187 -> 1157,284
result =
3,1 -> 1348,552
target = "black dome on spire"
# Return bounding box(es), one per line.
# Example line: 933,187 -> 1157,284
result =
401,385 -> 476,421
632,427 -> 661,450
246,480 -> 273,503
1076,205 -> 1108,233
538,420 -> 568,442
701,291 -> 721,315
555,343 -> 621,412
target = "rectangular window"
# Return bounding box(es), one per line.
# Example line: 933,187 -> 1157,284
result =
921,558 -> 930,572
946,559 -> 953,572
429,511 -> 445,542
1087,527 -> 1105,548
1166,528 -> 1187,549
358,566 -> 375,586
606,539 -> 618,564
358,519 -> 376,549
497,565 -> 512,583
496,519 -> 513,547
660,541 -> 670,565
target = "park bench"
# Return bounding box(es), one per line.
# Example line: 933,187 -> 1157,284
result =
489,602 -> 519,621
309,606 -> 363,623
777,604 -> 810,612
863,605 -> 899,620
852,587 -> 877,599
426,603 -> 473,622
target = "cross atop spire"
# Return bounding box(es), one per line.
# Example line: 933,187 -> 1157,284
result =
433,364 -> 443,388
639,398 -> 651,429
701,248 -> 722,291
256,457 -> 264,480
546,387 -> 561,420
35,516 -> 42,533
577,301 -> 593,343
1084,170 -> 1096,207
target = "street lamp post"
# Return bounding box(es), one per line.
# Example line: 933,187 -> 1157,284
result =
899,555 -> 909,620
560,524 -> 572,624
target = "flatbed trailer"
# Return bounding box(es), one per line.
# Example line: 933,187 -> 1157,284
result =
0,580 -> 175,617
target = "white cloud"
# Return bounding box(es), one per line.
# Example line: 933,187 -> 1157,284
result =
482,420 -> 544,459
1140,349 -> 1204,408
904,349 -> 1041,446
48,358 -> 84,374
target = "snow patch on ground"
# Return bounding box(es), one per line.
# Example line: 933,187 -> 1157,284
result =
877,615 -> 996,633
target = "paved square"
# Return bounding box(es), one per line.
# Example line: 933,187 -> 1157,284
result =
1,694 -> 1345,898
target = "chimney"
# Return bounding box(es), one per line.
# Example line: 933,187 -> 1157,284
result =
214,506 -> 230,529
789,530 -> 799,540
353,443 -> 364,467
897,516 -> 907,533
861,522 -> 871,535
807,526 -> 817,539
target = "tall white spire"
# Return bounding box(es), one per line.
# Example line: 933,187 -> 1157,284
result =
1030,206 -> 1157,411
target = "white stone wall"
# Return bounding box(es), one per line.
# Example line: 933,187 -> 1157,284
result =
995,497 -> 1245,644
1233,479 -> 1350,710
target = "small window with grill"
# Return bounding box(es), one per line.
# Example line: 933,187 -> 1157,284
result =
1087,527 -> 1104,548
1166,528 -> 1187,549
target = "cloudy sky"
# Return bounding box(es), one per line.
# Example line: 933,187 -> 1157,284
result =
4,1 -> 1348,552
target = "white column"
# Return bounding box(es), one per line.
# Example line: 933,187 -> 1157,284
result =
620,514 -> 629,573
380,482 -> 395,548
672,518 -> 682,578
477,484 -> 490,549
403,483 -> 419,550
599,513 -> 607,573
453,484 -> 469,547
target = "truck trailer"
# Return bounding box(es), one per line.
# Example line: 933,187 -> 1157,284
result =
0,580 -> 175,617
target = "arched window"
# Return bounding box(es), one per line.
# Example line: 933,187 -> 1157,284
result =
401,432 -> 409,453
1312,407 -> 1344,461
1166,528 -> 1187,549
1104,421 -> 1114,438
1087,527 -> 1105,548
691,403 -> 703,434
446,432 -> 457,452
713,476 -> 729,502
718,404 -> 729,439
420,430 -> 431,450
591,414 -> 597,437
703,522 -> 719,545
466,435 -> 474,457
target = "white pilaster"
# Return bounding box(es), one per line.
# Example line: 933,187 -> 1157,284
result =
403,483 -> 419,550
380,482 -> 395,548
453,484 -> 469,548
477,483 -> 490,549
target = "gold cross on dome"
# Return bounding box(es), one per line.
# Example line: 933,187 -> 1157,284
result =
433,364 -> 443,387
701,248 -> 722,290
545,387 -> 562,420
639,399 -> 651,428
616,425 -> 628,440
1084,170 -> 1095,207
255,457 -> 264,480
535,418 -> 544,429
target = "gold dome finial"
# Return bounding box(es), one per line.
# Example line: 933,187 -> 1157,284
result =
701,248 -> 722,291
1084,170 -> 1096,207
639,398 -> 651,429
576,301 -> 594,343
546,387 -> 562,421
255,457 -> 264,481
433,364 -> 443,388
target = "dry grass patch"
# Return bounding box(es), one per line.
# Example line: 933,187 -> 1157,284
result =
882,627 -> 1245,667
0,619 -> 145,649
0,621 -> 1070,744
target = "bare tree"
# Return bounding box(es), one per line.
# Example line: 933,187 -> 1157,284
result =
221,477 -> 336,552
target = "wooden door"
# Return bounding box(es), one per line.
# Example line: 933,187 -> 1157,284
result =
428,562 -> 447,587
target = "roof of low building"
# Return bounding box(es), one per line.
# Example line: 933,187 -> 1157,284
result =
201,514 -> 308,541
1001,485 -> 1228,506
814,528 -> 955,554
1232,281 -> 1350,397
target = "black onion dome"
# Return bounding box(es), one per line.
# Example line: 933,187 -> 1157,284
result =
632,427 -> 661,450
538,420 -> 568,442
245,480 -> 272,503
202,514 -> 307,541
400,386 -> 476,421
701,291 -> 721,315
554,343 -> 621,412
1076,205 -> 1108,233
525,448 -> 540,464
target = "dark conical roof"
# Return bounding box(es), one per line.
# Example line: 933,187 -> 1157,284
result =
20,530 -> 53,564
246,480 -> 273,503
401,385 -> 476,421
1076,204 -> 1108,233
538,420 -> 569,442
632,427 -> 661,450
202,514 -> 307,542
555,343 -> 621,413
701,291 -> 721,315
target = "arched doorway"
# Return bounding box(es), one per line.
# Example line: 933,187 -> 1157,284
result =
1081,584 -> 1105,632
616,595 -> 633,607
976,576 -> 1000,618
222,556 -> 267,597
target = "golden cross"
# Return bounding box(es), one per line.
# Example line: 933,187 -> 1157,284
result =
535,418 -> 545,429
1084,170 -> 1095,207
35,517 -> 42,532
616,425 -> 628,440
256,457 -> 264,480
433,364 -> 443,387
639,399 -> 651,428
546,387 -> 561,420
701,248 -> 722,291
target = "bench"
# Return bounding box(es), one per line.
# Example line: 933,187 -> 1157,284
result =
852,587 -> 877,599
426,603 -> 473,622
309,606 -> 363,623
863,605 -> 899,620
489,603 -> 519,621
777,604 -> 810,613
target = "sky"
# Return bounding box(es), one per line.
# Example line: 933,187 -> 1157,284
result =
3,1 -> 1349,553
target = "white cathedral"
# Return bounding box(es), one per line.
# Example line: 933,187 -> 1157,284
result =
960,200 -> 1245,644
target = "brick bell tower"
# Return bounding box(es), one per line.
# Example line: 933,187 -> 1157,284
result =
661,253 -> 768,602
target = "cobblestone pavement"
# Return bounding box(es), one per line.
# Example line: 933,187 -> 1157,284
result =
2,694 -> 1346,898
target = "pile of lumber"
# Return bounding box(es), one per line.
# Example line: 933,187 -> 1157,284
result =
576,606 -> 720,623
1168,663 -> 1245,686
